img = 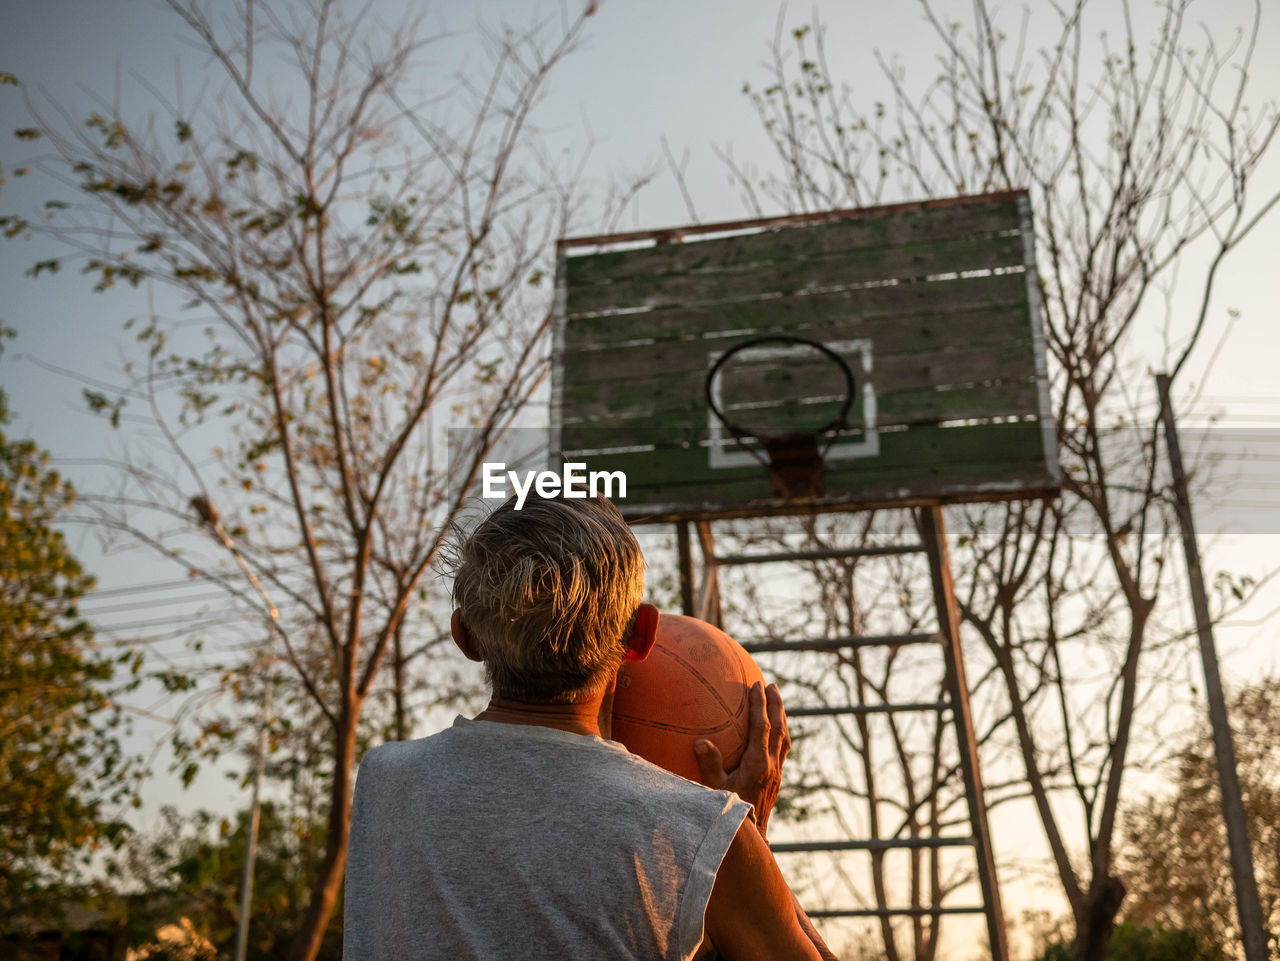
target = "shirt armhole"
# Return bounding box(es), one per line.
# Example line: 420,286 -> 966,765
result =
673,796 -> 752,959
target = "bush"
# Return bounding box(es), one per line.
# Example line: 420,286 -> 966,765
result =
1034,921 -> 1224,961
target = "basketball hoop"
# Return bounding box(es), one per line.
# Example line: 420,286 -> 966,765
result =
705,334 -> 856,499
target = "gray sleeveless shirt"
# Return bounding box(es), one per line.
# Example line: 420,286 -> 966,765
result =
343,717 -> 750,961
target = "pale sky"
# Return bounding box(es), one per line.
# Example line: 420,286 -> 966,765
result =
4,0 -> 1277,645
4,0 -> 1278,440
3,0 -> 1279,949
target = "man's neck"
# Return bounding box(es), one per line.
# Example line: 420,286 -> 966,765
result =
474,690 -> 614,738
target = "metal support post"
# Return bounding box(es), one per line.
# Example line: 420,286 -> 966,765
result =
1156,373 -> 1270,961
919,505 -> 1010,961
676,521 -> 695,616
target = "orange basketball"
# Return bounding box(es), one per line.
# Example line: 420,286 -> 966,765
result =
611,613 -> 765,782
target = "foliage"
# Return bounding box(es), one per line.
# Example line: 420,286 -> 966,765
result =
1119,678 -> 1280,958
1035,921 -> 1224,961
3,1 -> 609,957
0,335 -> 132,923
107,803 -> 338,961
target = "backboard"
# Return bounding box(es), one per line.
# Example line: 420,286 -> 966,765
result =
551,191 -> 1060,522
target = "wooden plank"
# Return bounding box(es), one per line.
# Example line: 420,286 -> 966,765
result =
564,372 -> 1035,420
711,355 -> 1038,434
559,375 -> 1040,444
562,422 -> 1049,489
608,463 -> 1058,517
561,327 -> 1036,395
564,198 -> 1022,287
717,359 -> 852,401
562,370 -> 1036,434
620,464 -> 1058,513
620,487 -> 1060,524
707,401 -> 855,438
562,272 -> 1029,348
875,381 -> 1039,423
562,301 -> 1031,367
564,232 -> 1027,317
704,379 -> 1033,436
560,190 -> 1028,250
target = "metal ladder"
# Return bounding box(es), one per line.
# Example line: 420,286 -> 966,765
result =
673,505 -> 1010,960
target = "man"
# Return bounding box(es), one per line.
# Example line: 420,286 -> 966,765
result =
344,493 -> 834,960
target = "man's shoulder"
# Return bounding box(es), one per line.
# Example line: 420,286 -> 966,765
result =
357,726 -> 455,775
357,720 -> 739,814
593,742 -> 747,820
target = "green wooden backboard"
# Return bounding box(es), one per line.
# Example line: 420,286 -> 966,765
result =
551,191 -> 1060,522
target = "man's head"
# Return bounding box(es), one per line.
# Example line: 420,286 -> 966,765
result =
449,494 -> 648,703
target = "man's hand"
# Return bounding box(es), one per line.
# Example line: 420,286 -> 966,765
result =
694,681 -> 790,838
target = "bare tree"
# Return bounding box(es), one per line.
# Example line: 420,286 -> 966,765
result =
3,1 -> 607,957
732,1 -> 1280,958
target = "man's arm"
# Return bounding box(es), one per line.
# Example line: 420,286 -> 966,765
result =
695,683 -> 839,960
791,892 -> 841,961
702,821 -> 825,961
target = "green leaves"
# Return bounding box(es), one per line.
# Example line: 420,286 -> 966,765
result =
26,259 -> 60,278
152,667 -> 198,694
0,215 -> 28,238
367,194 -> 420,242
225,148 -> 257,176
0,0 -> 593,948
83,389 -> 126,428
82,258 -> 144,293
84,112 -> 126,149
1213,570 -> 1255,602
474,357 -> 503,384
0,401 -> 132,912
1118,678 -> 1280,954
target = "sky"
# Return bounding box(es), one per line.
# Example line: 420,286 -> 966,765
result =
4,0 -> 1279,442
3,0 -> 1280,950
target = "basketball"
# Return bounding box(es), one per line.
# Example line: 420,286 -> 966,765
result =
611,613 -> 765,782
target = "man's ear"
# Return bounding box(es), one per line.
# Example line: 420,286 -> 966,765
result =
624,603 -> 660,662
451,610 -> 483,662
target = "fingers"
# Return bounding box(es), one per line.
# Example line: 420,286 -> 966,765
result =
694,738 -> 727,789
746,680 -> 770,758
765,682 -> 791,766
699,682 -> 788,799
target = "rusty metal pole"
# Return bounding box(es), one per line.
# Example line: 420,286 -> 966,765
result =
1156,374 -> 1269,961
676,521 -> 695,616
920,505 -> 1010,961
695,521 -> 723,627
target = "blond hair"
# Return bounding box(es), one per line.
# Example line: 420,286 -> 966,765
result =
449,494 -> 645,702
